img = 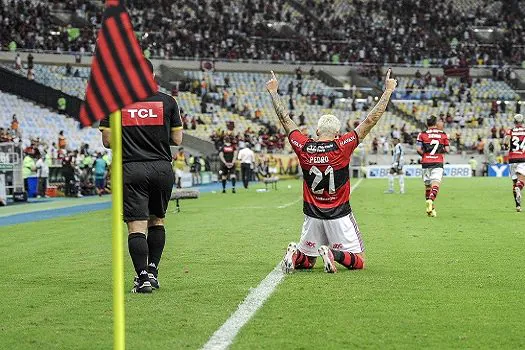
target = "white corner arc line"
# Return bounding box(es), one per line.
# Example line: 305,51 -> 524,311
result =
200,177 -> 364,350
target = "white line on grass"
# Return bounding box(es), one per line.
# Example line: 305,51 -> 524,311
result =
201,178 -> 364,350
277,197 -> 302,209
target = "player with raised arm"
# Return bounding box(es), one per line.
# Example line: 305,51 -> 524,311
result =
416,116 -> 450,217
503,114 -> 525,212
219,136 -> 238,193
266,69 -> 397,273
385,138 -> 405,194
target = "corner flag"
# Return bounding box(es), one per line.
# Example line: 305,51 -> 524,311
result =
79,0 -> 158,127
80,2 -> 158,350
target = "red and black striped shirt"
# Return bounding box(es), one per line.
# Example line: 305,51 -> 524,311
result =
506,125 -> 525,163
289,130 -> 359,219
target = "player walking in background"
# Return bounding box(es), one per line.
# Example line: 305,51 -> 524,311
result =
385,138 -> 405,194
416,116 -> 450,217
173,147 -> 187,188
503,114 -> 525,212
219,136 -> 238,193
267,69 -> 397,273
93,152 -> 107,196
100,60 -> 183,293
238,143 -> 255,189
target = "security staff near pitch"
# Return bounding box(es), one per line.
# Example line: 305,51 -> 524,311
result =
99,59 -> 183,293
238,143 -> 255,189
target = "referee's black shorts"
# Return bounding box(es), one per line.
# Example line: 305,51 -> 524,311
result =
123,160 -> 175,222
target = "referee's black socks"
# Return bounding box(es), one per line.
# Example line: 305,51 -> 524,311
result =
128,232 -> 149,276
147,225 -> 166,270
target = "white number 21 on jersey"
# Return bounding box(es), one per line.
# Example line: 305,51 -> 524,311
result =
309,165 -> 335,194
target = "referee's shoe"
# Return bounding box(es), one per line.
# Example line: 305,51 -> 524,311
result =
132,272 -> 153,293
133,265 -> 160,290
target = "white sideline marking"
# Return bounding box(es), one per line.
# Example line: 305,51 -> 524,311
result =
201,178 -> 364,350
277,197 -> 302,209
201,265 -> 284,350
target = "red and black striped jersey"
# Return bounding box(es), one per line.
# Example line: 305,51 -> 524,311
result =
220,144 -> 236,163
289,130 -> 359,219
505,125 -> 525,163
416,128 -> 449,168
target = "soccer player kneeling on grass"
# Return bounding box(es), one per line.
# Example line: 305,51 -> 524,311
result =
266,70 -> 397,273
100,60 -> 183,293
503,114 -> 525,212
416,116 -> 450,217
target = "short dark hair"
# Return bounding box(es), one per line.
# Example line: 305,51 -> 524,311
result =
427,115 -> 437,127
144,58 -> 153,75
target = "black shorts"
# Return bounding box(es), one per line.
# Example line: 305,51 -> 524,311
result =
219,164 -> 235,177
123,160 -> 175,222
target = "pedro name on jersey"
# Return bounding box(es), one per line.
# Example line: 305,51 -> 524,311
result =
506,126 -> 525,163
417,128 -> 449,168
289,130 -> 359,219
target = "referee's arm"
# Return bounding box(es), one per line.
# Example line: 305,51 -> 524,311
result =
171,97 -> 183,146
171,127 -> 183,146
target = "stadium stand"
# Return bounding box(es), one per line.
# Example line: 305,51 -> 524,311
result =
180,70 -> 418,151
0,60 -> 422,153
3,58 -> 521,156
0,90 -> 103,152
393,69 -> 521,150
2,0 -> 525,65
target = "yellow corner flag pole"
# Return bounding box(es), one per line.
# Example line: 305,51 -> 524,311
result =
110,110 -> 125,350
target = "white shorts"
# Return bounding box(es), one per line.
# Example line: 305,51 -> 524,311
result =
510,163 -> 525,180
297,213 -> 364,257
423,167 -> 444,186
174,168 -> 183,178
268,167 -> 278,174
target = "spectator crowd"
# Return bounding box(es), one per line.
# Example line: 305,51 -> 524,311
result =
2,0 -> 525,66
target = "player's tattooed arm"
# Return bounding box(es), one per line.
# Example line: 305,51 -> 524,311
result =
355,69 -> 397,141
266,71 -> 299,135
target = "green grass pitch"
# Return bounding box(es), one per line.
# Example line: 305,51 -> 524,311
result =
1,178 -> 524,349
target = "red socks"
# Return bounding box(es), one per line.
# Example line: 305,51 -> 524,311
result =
294,250 -> 314,269
429,185 -> 440,201
333,250 -> 364,270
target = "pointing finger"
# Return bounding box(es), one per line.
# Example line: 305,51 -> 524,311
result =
271,70 -> 277,80
385,68 -> 391,81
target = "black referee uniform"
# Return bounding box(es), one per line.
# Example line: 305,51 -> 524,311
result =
100,85 -> 182,293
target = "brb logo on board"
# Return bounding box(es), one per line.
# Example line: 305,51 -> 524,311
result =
122,101 -> 164,126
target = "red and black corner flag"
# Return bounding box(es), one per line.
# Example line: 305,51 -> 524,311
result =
79,0 -> 158,127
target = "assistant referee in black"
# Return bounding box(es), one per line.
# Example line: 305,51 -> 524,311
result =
100,60 -> 183,293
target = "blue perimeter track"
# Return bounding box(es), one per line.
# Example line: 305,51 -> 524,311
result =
1,182 -> 228,227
